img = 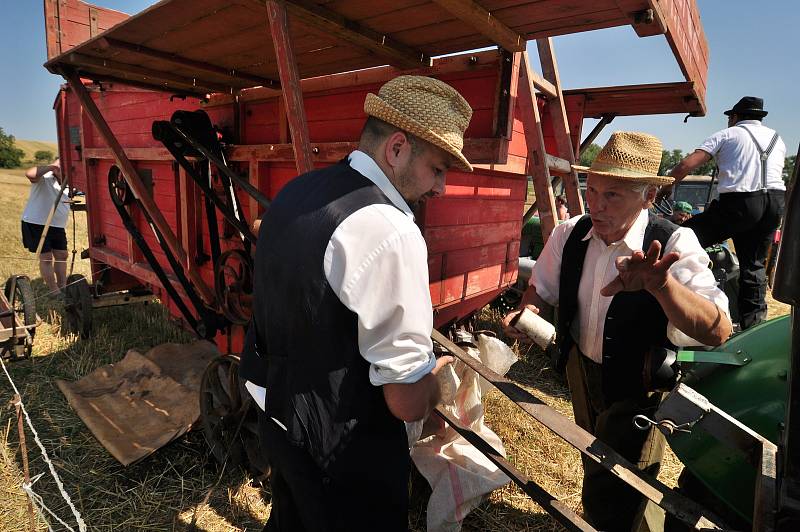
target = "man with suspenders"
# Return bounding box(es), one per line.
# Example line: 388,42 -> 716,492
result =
663,96 -> 786,330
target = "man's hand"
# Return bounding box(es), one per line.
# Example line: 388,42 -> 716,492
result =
654,184 -> 673,205
431,355 -> 454,375
600,240 -> 680,297
502,304 -> 539,341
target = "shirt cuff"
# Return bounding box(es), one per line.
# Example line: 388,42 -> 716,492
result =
368,352 -> 436,386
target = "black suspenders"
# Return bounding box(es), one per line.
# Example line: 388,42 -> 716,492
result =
737,124 -> 779,191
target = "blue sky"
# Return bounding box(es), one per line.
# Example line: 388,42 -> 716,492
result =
0,1 -> 797,157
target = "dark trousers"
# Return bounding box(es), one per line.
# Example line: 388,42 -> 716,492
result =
259,411 -> 409,532
683,190 -> 785,329
566,348 -> 665,531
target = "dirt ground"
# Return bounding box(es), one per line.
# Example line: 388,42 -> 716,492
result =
0,168 -> 791,531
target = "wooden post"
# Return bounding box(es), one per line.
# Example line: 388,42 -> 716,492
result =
62,69 -> 216,306
266,0 -> 314,175
537,38 -> 585,216
518,52 -> 557,241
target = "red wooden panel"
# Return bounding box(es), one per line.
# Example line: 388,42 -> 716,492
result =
424,220 -> 521,254
424,198 -> 523,227
428,253 -> 443,306
443,243 -> 507,277
441,274 -> 465,304
465,264 -> 503,296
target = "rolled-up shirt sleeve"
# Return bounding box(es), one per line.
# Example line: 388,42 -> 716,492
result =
664,227 -> 731,346
325,205 -> 436,386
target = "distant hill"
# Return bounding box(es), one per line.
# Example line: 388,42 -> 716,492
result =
15,139 -> 59,164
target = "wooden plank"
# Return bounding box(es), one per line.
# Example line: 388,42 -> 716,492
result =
536,38 -> 584,215
266,0 -> 315,175
98,37 -> 279,88
62,68 -> 216,306
205,49 -> 502,106
66,53 -> 234,94
430,0 -> 526,51
518,52 -> 556,241
255,0 -> 432,70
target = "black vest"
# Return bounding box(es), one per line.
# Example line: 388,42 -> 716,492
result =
556,213 -> 678,403
241,161 -> 407,477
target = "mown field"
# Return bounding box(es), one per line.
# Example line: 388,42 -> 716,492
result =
0,167 -> 790,531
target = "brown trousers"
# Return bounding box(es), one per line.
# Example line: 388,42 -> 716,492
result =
565,347 -> 666,532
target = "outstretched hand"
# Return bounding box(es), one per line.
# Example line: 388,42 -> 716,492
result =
600,240 -> 680,297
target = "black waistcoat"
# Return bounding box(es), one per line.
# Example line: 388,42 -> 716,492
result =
556,213 -> 678,403
241,161 -> 406,477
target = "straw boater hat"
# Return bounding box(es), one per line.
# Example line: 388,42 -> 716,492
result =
364,75 -> 473,171
572,131 -> 674,186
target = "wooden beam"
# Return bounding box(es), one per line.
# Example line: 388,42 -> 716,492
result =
430,0 -> 526,52
62,68 -> 217,307
279,0 -> 431,69
98,37 -> 280,88
529,70 -> 557,99
266,0 -> 314,175
537,38 -> 584,216
67,53 -> 233,94
518,52 -> 557,241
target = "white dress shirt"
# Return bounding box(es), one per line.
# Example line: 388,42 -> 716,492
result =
245,150 -> 436,411
698,120 -> 786,193
530,210 -> 730,364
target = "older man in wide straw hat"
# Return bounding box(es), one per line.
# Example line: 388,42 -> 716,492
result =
504,132 -> 732,530
240,75 -> 471,531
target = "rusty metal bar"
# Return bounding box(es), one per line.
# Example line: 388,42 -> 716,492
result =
435,407 -> 597,531
430,329 -> 729,530
62,68 -> 216,306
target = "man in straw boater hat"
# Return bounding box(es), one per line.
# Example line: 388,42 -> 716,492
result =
240,75 -> 472,531
503,132 -> 732,530
660,96 -> 786,331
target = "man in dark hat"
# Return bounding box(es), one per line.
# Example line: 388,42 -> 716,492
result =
658,96 -> 786,330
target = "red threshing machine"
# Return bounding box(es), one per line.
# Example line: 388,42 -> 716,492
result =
46,1 -> 793,530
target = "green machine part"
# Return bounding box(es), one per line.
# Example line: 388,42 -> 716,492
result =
667,315 -> 791,523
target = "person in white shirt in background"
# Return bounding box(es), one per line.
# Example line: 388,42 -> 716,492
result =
503,132 -> 732,531
22,157 -> 69,292
661,96 -> 786,330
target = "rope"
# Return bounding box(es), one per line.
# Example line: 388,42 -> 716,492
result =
1,358 -> 88,532
22,473 -> 76,532
0,255 -> 75,263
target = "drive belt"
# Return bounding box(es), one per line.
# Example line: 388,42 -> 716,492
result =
108,168 -> 222,339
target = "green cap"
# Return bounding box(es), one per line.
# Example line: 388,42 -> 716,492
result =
673,201 -> 693,214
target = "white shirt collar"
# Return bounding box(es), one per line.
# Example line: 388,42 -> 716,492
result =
582,209 -> 649,251
347,150 -> 413,218
734,119 -> 762,127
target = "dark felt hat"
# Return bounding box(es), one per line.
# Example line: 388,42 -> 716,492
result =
724,96 -> 767,118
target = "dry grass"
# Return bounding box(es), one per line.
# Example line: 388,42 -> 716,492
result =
0,167 -> 792,531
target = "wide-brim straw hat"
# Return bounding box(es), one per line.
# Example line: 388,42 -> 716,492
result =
364,75 -> 473,171
572,131 -> 673,186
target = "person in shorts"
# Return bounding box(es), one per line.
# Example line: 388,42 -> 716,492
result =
22,158 -> 69,292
